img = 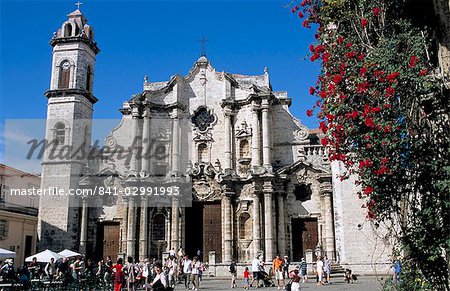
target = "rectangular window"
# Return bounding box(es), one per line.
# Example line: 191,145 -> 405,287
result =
1,184 -> 10,203
0,220 -> 9,240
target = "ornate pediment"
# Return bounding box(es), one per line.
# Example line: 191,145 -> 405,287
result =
236,121 -> 252,138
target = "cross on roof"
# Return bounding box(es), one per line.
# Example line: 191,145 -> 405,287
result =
198,36 -> 209,57
75,1 -> 82,10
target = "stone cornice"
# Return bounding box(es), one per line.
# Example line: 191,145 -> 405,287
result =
50,36 -> 100,54
45,89 -> 98,104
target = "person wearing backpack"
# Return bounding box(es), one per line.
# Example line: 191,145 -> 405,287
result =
113,258 -> 124,291
229,258 -> 237,288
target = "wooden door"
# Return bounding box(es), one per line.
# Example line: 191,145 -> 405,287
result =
292,218 -> 318,261
103,223 -> 120,260
203,203 -> 222,263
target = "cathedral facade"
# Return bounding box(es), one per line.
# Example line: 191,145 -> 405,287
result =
38,9 -> 390,274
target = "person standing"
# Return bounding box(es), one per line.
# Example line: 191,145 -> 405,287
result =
190,256 -> 201,291
300,258 -> 308,284
229,258 -> 237,288
142,259 -> 151,291
125,257 -> 138,291
393,257 -> 402,285
283,256 -> 290,279
45,257 -> 57,281
323,256 -> 331,284
182,255 -> 192,290
250,256 -> 261,288
272,255 -> 285,289
113,258 -> 125,291
243,267 -> 250,289
288,266 -> 302,291
315,256 -> 324,286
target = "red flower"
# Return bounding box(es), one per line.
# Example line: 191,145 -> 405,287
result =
372,106 -> 381,113
322,52 -> 331,63
358,54 -> 364,61
333,75 -> 343,84
357,82 -> 370,93
306,109 -> 313,117
381,157 -> 389,164
298,11 -> 304,18
291,5 -> 299,13
320,137 -> 329,146
373,7 -> 381,16
385,87 -> 395,97
359,67 -> 367,76
346,51 -> 357,58
350,111 -> 358,119
345,42 -> 353,48
309,44 -> 315,52
361,18 -> 368,27
408,55 -> 419,68
419,68 -> 429,76
363,186 -> 374,195
320,90 -> 327,98
319,121 -> 328,133
386,72 -> 400,82
309,86 -> 315,95
337,36 -> 344,44
364,117 -> 375,127
302,20 -> 310,28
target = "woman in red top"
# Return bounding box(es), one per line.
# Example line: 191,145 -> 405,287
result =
113,258 -> 124,291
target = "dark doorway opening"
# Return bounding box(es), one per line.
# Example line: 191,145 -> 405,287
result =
291,218 -> 318,261
184,202 -> 222,263
24,235 -> 33,259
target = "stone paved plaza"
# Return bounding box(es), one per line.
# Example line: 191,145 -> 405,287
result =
177,277 -> 385,291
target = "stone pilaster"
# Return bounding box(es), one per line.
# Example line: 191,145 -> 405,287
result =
130,107 -> 142,174
139,197 -> 148,261
263,181 -> 275,260
224,108 -> 233,170
320,176 -> 335,260
261,98 -> 272,169
127,196 -> 137,258
170,108 -> 181,175
121,197 -> 129,254
171,197 -> 180,252
251,101 -> 261,167
276,193 -> 286,256
252,190 -> 262,258
79,196 -> 88,254
222,185 -> 234,262
141,107 -> 151,173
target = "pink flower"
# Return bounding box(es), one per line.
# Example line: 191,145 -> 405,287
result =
408,55 -> 419,68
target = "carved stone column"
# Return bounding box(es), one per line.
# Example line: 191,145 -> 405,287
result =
171,197 -> 180,252
222,186 -> 234,262
79,196 -> 88,254
276,193 -> 286,256
127,196 -> 137,258
320,176 -> 335,260
252,191 -> 262,258
139,197 -> 148,261
122,197 -> 129,254
261,98 -> 272,168
170,108 -> 181,175
224,108 -> 233,170
130,107 -> 142,174
263,181 -> 275,260
251,101 -> 261,167
141,107 -> 151,173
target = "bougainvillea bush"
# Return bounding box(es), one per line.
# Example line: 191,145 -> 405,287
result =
292,0 -> 449,289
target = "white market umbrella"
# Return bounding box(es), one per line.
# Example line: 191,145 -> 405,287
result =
0,247 -> 16,259
25,249 -> 64,263
58,249 -> 82,258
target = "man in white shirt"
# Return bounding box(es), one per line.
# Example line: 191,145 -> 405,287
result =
250,256 -> 262,288
182,255 -> 192,289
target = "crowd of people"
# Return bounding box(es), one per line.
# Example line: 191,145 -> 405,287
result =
0,251 -> 334,290
228,254 -> 332,291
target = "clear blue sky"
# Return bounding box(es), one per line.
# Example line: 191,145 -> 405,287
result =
0,0 -> 320,164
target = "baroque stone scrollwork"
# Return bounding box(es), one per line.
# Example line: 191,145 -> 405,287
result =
294,125 -> 309,141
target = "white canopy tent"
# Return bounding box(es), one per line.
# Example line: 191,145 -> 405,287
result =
25,249 -> 64,263
0,247 -> 16,259
58,249 -> 82,258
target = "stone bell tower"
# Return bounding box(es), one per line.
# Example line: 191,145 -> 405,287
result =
37,6 -> 99,252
